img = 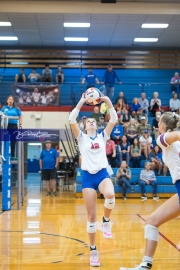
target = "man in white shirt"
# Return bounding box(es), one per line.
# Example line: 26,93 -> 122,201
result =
138,92 -> 149,117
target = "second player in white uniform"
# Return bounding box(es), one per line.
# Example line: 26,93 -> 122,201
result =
120,112 -> 180,270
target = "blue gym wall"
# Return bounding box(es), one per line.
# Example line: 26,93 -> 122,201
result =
0,68 -> 176,105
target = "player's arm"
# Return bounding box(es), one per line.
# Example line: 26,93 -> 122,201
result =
68,94 -> 86,138
101,96 -> 118,137
161,131 -> 180,145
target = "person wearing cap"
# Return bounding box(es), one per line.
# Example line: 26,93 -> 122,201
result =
82,67 -> 99,89
101,64 -> 122,99
138,92 -> 149,117
135,107 -> 146,124
152,111 -> 161,140
138,116 -> 151,136
97,116 -> 107,133
169,92 -> 180,112
139,130 -> 152,160
39,140 -> 59,196
90,106 -> 102,122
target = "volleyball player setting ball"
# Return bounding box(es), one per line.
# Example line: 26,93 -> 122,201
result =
120,112 -> 180,270
69,88 -> 118,267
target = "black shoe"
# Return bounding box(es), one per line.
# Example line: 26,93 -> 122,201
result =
53,191 -> 57,196
46,191 -> 51,196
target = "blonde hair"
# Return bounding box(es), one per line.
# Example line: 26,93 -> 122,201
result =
161,112 -> 180,132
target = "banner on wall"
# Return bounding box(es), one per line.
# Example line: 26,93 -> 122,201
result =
12,84 -> 60,106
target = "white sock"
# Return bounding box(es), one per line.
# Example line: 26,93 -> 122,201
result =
90,245 -> 96,250
142,256 -> 153,264
103,216 -> 110,222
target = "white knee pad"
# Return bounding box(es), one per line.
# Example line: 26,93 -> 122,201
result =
144,224 -> 159,242
87,221 -> 96,233
104,198 -> 115,210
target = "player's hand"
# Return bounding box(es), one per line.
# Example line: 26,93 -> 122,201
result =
100,95 -> 110,102
80,93 -> 89,103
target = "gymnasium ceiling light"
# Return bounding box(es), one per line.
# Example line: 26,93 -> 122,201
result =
64,37 -> 88,41
0,22 -> 11,26
0,36 -> 18,40
134,38 -> 158,42
64,23 -> 90,27
142,24 -> 169,28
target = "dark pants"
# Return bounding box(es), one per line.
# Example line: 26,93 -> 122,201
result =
127,135 -> 138,144
8,123 -> 18,157
117,177 -> 132,197
107,153 -> 116,167
131,156 -> 141,168
139,180 -> 157,196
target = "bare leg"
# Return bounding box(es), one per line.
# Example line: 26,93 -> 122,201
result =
157,161 -> 162,175
22,74 -> 26,82
143,147 -> 148,159
98,178 -> 115,218
82,188 -> 97,246
52,179 -> 56,192
15,74 -> 19,82
144,194 -> 180,258
46,180 -> 50,192
163,164 -> 168,176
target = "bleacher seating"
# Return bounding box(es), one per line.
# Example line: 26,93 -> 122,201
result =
75,168 -> 176,198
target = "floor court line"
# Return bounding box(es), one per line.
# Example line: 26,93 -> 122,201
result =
137,213 -> 180,252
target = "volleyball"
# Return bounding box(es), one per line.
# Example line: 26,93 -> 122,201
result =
84,87 -> 102,105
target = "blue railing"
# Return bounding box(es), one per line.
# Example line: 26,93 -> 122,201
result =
0,81 -> 175,106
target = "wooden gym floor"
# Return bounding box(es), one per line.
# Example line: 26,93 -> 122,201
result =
0,173 -> 180,270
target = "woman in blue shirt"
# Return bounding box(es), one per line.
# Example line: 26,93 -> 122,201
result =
131,97 -> 141,118
1,95 -> 22,157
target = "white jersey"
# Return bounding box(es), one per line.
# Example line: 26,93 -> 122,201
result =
157,133 -> 180,184
32,92 -> 41,102
77,130 -> 109,174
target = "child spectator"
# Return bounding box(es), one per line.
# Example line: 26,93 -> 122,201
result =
42,64 -> 52,82
15,68 -> 26,83
131,138 -> 141,168
131,97 -> 141,118
56,65 -> 64,84
139,130 -> 152,160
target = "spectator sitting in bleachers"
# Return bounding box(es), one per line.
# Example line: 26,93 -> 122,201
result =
131,97 -> 141,118
114,98 -> 126,120
126,118 -> 138,144
78,119 -> 85,132
15,68 -> 26,83
116,160 -> 134,200
118,135 -> 130,166
169,93 -> 180,112
106,139 -> 116,167
139,162 -> 159,200
152,111 -> 161,140
97,116 -> 107,133
101,64 -> 122,99
138,116 -> 151,136
150,92 -> 162,117
42,64 -> 52,82
120,108 -> 131,129
150,145 -> 162,175
135,107 -> 147,124
139,130 -> 152,160
150,145 -> 168,176
28,68 -> 41,82
138,92 -> 149,117
90,106 -> 102,122
111,121 -> 124,143
177,107 -> 180,115
131,138 -> 141,168
100,101 -> 109,117
115,91 -> 128,105
170,72 -> 180,95
82,66 -> 99,89
56,65 -> 64,84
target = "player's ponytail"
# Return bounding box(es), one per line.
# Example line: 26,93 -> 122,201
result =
161,112 -> 180,132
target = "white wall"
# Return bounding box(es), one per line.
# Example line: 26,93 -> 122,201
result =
22,111 -> 73,157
